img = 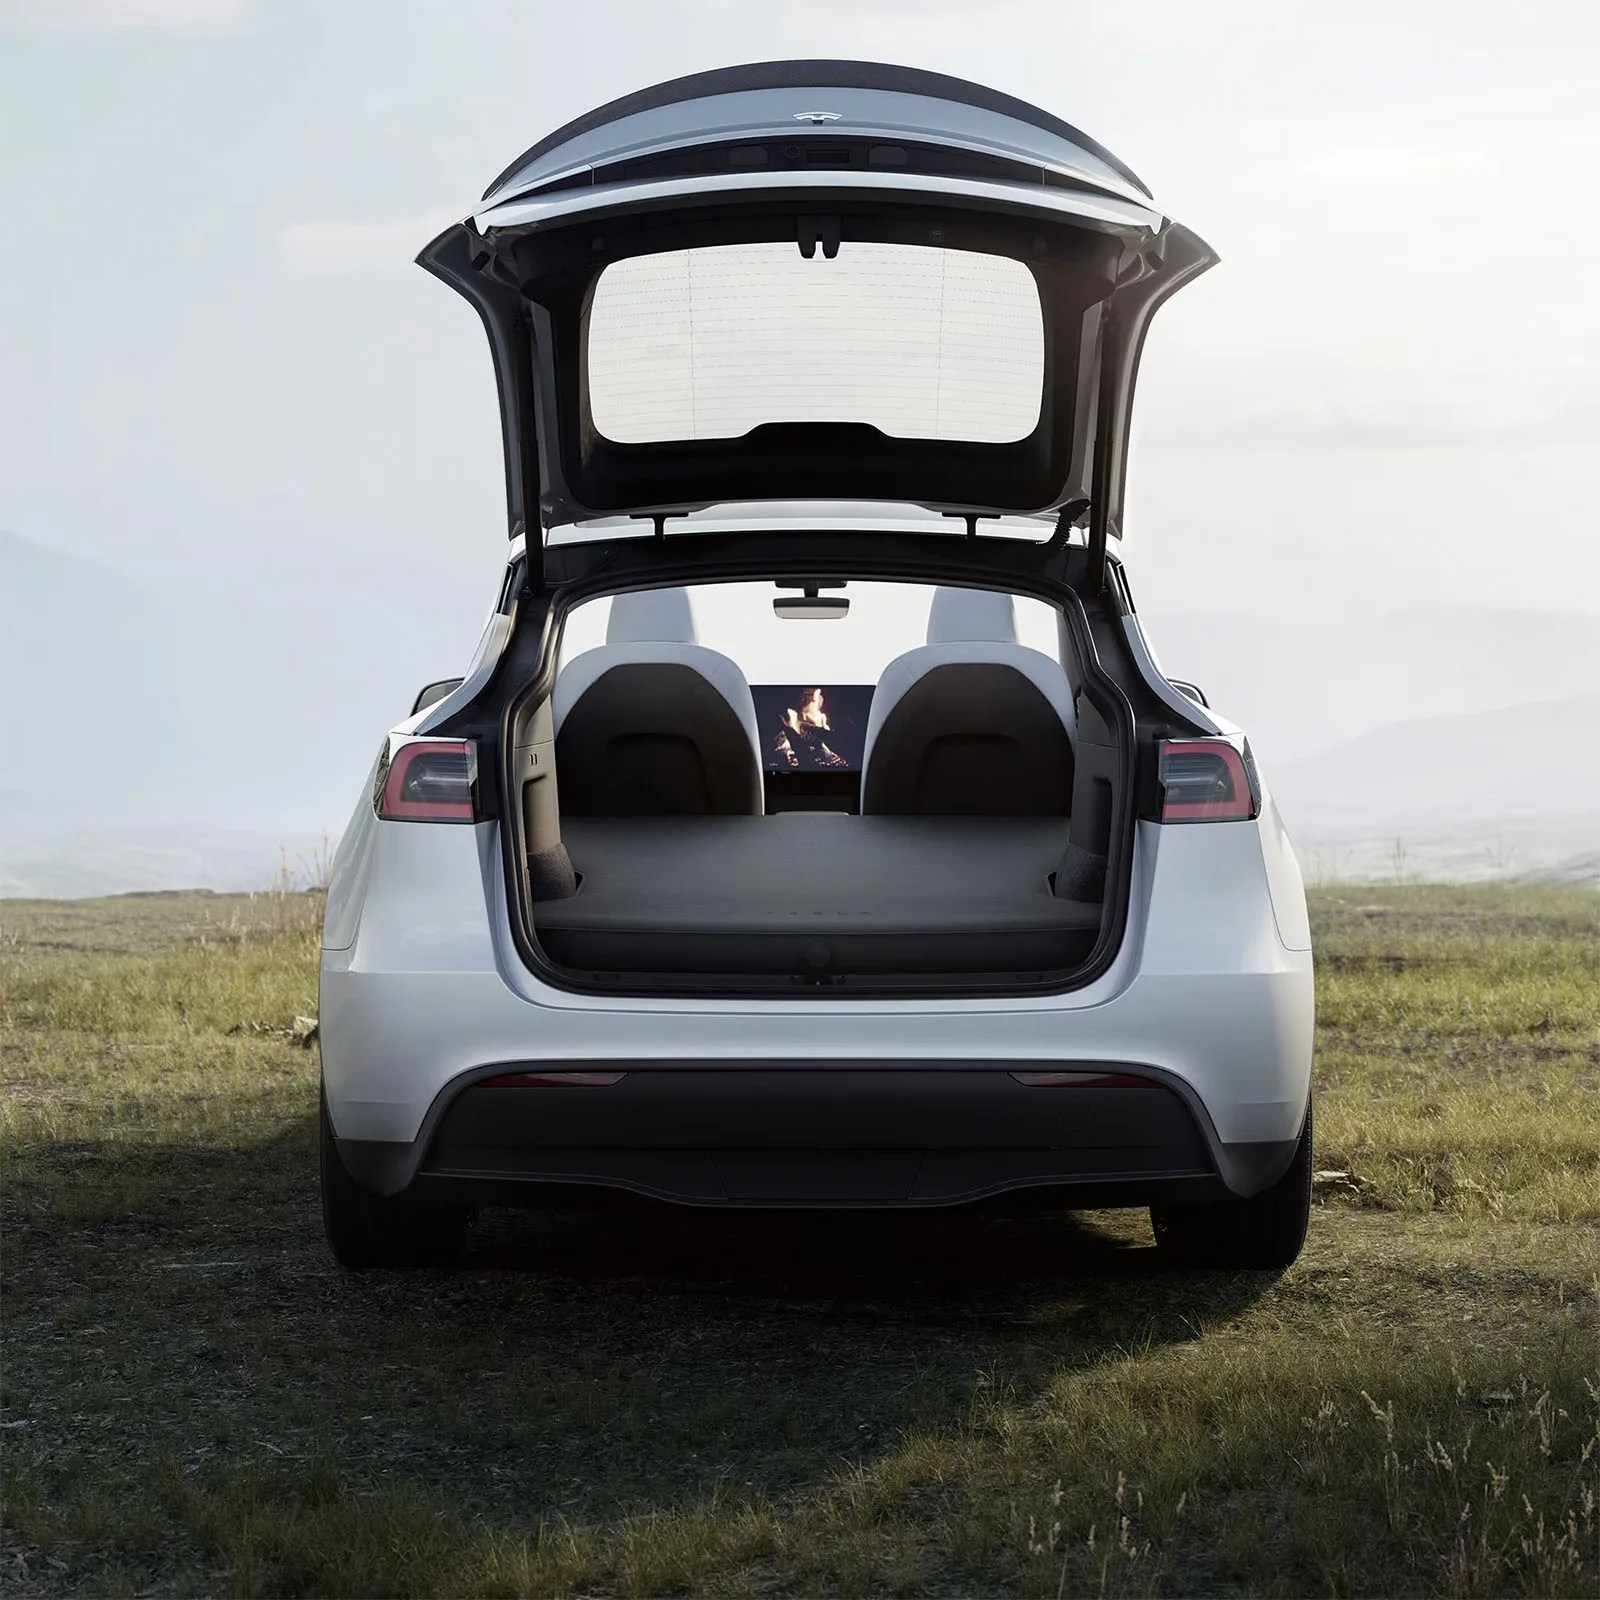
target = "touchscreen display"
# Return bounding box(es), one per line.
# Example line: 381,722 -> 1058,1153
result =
750,685 -> 874,773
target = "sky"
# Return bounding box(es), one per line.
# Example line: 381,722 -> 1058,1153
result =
1,0 -> 1597,879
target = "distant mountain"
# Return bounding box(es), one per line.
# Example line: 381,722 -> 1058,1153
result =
1291,820 -> 1597,888
1269,695 -> 1600,885
1268,694 -> 1600,829
0,529 -> 198,835
0,528 -> 491,865
0,826 -> 333,900
1140,606 -> 1600,766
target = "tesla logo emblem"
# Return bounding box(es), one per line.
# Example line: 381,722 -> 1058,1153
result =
793,111 -> 842,123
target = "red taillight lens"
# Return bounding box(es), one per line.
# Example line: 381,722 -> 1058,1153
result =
1157,739 -> 1258,823
378,740 -> 477,822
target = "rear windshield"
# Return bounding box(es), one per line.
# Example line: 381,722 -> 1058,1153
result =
586,242 -> 1044,446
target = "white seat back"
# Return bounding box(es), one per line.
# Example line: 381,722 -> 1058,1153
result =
554,588 -> 764,815
860,587 -> 1076,814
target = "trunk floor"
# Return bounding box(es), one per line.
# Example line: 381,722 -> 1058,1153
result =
535,814 -> 1100,977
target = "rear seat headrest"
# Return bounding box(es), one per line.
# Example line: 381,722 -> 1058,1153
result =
926,587 -> 1018,645
606,586 -> 698,645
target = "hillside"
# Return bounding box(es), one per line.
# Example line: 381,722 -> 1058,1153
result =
0,529 -> 489,895
1270,694 -> 1600,827
1141,605 -> 1600,765
1268,695 -> 1600,884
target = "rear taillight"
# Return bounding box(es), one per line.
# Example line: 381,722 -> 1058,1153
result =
1157,739 -> 1259,823
377,740 -> 477,822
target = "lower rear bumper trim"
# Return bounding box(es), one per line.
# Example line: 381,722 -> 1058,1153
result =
332,1060 -> 1301,1207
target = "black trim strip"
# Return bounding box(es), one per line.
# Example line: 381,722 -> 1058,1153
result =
329,1057 -> 1304,1204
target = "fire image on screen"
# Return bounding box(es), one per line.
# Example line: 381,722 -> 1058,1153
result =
751,685 -> 873,773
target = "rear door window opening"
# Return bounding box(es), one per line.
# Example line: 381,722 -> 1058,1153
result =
553,580 -> 1070,814
555,581 -> 1064,680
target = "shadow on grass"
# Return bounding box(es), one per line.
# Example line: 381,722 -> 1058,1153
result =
7,1111 -> 1283,1591
465,1186 -> 1262,1310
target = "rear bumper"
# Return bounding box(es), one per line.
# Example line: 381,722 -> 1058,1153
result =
321,812 -> 1315,1205
333,1062 -> 1302,1209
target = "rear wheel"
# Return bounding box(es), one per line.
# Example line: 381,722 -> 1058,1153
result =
1150,1101 -> 1312,1270
319,1085 -> 468,1269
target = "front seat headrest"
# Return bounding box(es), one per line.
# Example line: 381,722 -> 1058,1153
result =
926,587 -> 1018,645
606,587 -> 698,645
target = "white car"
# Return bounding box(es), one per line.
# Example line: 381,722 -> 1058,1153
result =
319,61 -> 1315,1271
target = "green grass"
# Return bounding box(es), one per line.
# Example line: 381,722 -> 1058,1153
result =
1,884 -> 1597,1598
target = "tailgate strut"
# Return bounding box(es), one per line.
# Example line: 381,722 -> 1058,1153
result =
1084,304 -> 1120,599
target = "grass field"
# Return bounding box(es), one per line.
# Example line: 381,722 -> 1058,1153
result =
2,884 -> 1597,1598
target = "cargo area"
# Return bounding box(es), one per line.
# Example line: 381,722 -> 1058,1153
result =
533,814 -> 1102,979
500,576 -> 1135,994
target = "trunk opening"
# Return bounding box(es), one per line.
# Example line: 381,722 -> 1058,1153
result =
492,563 -> 1160,999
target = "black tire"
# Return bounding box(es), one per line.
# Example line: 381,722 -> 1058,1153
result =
319,1085 -> 468,1269
1150,1100 -> 1313,1270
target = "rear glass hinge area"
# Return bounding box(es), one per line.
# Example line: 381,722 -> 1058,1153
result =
797,215 -> 842,259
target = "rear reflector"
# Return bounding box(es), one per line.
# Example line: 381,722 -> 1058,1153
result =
378,740 -> 477,822
1010,1070 -> 1158,1088
477,1071 -> 627,1089
1156,739 -> 1259,823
